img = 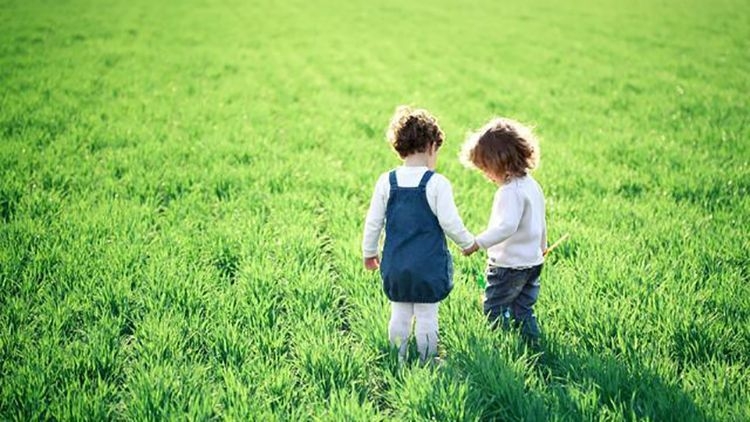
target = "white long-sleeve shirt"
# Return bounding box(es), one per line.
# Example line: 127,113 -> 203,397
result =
476,175 -> 547,268
362,166 -> 475,258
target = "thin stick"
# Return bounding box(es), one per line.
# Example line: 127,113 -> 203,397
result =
543,233 -> 570,257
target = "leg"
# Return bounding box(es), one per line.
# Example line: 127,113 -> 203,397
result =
484,267 -> 526,329
511,266 -> 542,341
389,302 -> 413,360
413,302 -> 439,363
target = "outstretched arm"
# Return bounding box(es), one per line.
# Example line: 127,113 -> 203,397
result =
433,177 -> 475,250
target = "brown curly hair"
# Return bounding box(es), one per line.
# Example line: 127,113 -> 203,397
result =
460,117 -> 540,180
386,106 -> 444,158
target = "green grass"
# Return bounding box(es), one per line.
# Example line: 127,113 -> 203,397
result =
1,0 -> 749,419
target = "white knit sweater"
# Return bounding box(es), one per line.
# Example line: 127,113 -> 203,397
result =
475,175 -> 547,268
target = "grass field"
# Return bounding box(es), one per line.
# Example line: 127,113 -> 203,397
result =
1,0 -> 749,419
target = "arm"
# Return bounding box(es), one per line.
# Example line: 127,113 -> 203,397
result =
433,177 -> 475,250
362,175 -> 387,268
475,185 -> 523,249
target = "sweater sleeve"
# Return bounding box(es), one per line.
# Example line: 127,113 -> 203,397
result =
362,174 -> 388,258
475,184 -> 523,249
433,176 -> 475,249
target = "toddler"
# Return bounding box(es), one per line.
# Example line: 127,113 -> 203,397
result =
461,117 -> 547,344
362,106 -> 475,364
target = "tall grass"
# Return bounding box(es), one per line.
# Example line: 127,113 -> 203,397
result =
1,0 -> 748,419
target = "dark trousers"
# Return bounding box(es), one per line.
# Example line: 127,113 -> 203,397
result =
483,264 -> 543,334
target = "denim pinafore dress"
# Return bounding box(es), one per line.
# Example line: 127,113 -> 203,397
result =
380,170 -> 453,303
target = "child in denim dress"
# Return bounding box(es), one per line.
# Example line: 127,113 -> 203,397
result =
362,106 -> 475,364
461,118 -> 547,344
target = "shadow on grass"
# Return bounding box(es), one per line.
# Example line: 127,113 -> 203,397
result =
442,332 -> 547,421
433,328 -> 708,421
533,334 -> 708,421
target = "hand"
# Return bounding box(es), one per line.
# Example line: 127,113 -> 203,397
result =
462,241 -> 480,256
364,256 -> 380,271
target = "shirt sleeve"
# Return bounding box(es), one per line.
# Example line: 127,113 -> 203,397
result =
475,184 -> 523,249
433,176 -> 475,249
362,174 -> 388,257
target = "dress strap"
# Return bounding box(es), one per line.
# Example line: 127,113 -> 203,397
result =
388,171 -> 398,190
418,170 -> 434,190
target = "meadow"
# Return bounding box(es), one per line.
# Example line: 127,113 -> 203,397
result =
1,0 -> 749,419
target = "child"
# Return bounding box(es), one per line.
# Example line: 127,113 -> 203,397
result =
461,117 -> 547,344
362,106 -> 475,365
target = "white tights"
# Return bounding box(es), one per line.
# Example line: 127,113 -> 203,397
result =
389,302 -> 439,362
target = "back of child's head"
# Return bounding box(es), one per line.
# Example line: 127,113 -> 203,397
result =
386,106 -> 444,158
460,117 -> 540,179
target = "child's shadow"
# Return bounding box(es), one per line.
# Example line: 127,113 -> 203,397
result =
536,334 -> 707,421
441,330 -> 708,421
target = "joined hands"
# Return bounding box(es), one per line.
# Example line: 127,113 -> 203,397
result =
462,241 -> 480,257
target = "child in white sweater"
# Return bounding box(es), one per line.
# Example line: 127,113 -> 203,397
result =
461,117 -> 547,344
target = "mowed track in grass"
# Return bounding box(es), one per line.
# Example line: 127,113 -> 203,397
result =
1,0 -> 749,419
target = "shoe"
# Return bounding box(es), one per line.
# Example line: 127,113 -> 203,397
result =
518,315 -> 541,347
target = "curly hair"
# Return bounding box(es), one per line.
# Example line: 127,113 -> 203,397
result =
386,106 -> 444,158
460,117 -> 540,180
